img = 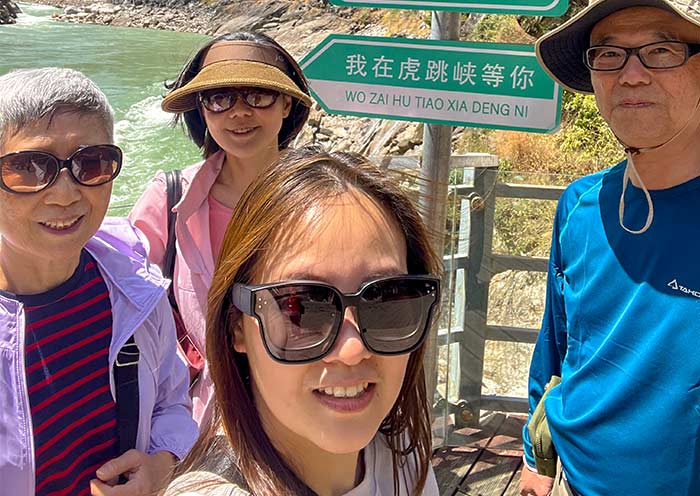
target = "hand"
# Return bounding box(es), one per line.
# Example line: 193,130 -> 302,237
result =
90,450 -> 176,496
520,467 -> 554,496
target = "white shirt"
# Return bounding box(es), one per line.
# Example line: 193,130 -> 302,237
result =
165,434 -> 439,496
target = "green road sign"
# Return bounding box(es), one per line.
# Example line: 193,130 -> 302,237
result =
328,0 -> 568,16
301,35 -> 563,133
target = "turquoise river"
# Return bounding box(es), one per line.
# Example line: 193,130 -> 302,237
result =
0,3 -> 209,212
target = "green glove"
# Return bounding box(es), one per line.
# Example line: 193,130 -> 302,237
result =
528,375 -> 561,478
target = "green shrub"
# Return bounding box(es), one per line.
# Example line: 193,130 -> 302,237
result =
468,14 -> 532,43
560,92 -> 623,167
493,196 -> 557,257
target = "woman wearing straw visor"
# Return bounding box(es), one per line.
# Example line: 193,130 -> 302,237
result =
165,147 -> 442,496
129,32 -> 312,427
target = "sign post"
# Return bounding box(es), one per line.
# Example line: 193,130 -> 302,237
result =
329,0 -> 568,15
300,35 -> 563,133
419,10 -> 460,420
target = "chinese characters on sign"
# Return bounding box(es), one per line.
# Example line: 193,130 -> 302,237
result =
345,53 -> 535,91
301,35 -> 562,133
345,54 -> 535,90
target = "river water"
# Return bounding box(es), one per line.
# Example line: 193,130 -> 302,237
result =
0,3 -> 209,212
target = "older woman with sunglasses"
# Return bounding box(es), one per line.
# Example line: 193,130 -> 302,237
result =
0,67 -> 197,496
129,32 -> 312,427
165,146 -> 441,496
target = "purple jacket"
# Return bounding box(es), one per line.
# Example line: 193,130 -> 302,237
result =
0,217 -> 198,495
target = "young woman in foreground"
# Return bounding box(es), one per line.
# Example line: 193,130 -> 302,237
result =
129,31 -> 312,426
165,147 -> 442,495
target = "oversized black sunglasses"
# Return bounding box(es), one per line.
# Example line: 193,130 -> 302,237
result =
232,275 -> 440,364
0,144 -> 122,194
198,88 -> 280,113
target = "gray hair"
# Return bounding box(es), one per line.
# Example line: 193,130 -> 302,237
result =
0,67 -> 114,146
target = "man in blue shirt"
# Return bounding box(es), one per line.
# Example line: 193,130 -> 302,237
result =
521,1 -> 700,495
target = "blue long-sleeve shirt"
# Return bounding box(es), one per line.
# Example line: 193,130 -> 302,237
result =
523,161 -> 700,495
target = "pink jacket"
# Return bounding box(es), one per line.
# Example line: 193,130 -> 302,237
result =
129,151 -> 226,426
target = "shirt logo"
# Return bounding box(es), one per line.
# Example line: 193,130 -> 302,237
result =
667,279 -> 700,299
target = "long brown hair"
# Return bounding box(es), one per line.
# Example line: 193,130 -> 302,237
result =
166,31 -> 310,157
177,146 -> 441,495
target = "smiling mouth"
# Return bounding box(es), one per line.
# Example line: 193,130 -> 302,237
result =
39,216 -> 83,230
230,127 -> 256,135
315,382 -> 371,399
619,101 -> 652,108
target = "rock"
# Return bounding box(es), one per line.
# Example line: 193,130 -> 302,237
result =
0,0 -> 20,24
64,6 -> 80,14
396,139 -> 412,153
214,1 -> 288,34
334,139 -> 352,152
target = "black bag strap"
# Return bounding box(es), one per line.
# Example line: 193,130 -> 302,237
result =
115,334 -> 140,457
163,169 -> 182,309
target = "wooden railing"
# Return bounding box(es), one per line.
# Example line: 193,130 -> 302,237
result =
437,155 -> 565,433
354,153 -> 565,429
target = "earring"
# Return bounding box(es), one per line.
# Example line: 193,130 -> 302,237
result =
203,128 -> 214,149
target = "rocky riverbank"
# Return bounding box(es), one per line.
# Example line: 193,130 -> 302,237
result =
0,0 -> 20,24
48,0 -> 216,33
46,0 -> 361,37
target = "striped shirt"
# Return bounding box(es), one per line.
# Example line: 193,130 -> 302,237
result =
17,250 -> 118,496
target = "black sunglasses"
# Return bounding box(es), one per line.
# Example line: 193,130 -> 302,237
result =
0,144 -> 122,194
198,88 -> 280,113
232,275 -> 440,364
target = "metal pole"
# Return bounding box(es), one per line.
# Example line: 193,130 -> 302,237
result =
420,10 -> 460,409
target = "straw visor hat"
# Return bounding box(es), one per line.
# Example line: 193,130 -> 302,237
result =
162,40 -> 313,113
536,0 -> 700,94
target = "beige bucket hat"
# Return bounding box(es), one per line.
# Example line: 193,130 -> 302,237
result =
536,0 -> 700,93
162,40 -> 313,113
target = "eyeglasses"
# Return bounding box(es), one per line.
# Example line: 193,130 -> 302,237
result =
232,275 -> 440,364
585,41 -> 700,71
198,88 -> 280,113
0,144 -> 122,194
